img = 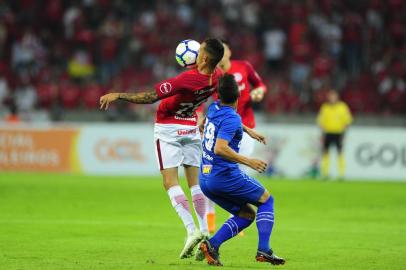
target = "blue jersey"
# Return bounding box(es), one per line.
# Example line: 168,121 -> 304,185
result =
201,101 -> 243,177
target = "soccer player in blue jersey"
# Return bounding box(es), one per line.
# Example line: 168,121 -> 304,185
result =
197,74 -> 285,266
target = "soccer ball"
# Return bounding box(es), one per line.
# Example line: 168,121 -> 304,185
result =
175,39 -> 200,68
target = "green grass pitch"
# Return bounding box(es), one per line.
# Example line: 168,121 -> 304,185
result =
0,172 -> 405,270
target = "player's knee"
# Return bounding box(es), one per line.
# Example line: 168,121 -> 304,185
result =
258,190 -> 271,203
238,204 -> 256,220
162,178 -> 178,190
259,193 -> 274,208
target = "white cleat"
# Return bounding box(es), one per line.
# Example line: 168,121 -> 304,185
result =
179,230 -> 204,259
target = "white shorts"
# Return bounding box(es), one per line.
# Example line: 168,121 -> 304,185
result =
239,131 -> 255,157
239,131 -> 255,172
154,124 -> 202,170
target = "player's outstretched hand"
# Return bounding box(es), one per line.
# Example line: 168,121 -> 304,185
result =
100,93 -> 119,110
245,127 -> 267,145
248,158 -> 267,173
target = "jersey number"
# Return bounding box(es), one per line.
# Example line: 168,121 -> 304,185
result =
175,100 -> 206,116
204,120 -> 216,151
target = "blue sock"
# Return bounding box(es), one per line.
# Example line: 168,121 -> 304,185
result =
209,216 -> 253,250
256,196 -> 274,252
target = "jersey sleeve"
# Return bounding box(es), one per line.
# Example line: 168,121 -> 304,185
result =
245,61 -> 267,93
217,115 -> 241,142
317,104 -> 326,127
341,102 -> 353,126
154,73 -> 186,100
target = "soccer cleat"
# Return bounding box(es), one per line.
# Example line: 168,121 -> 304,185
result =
199,240 -> 223,266
195,234 -> 210,261
256,249 -> 285,265
179,230 -> 204,259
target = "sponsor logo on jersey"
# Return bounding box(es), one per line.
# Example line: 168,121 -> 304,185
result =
177,129 -> 197,136
174,115 -> 197,121
202,151 -> 213,161
159,82 -> 172,94
202,164 -> 212,174
233,72 -> 246,91
233,72 -> 243,82
238,83 -> 246,91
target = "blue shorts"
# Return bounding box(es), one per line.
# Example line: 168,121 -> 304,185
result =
199,170 -> 265,216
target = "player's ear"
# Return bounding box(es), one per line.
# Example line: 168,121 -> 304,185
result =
203,54 -> 209,64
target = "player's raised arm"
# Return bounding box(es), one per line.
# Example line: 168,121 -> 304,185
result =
99,73 -> 187,110
99,90 -> 159,110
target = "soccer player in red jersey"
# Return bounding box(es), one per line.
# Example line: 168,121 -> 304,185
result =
205,40 -> 268,234
100,39 -> 223,259
100,38 -> 265,259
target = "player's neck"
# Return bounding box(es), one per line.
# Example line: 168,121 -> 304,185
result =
197,64 -> 215,75
219,61 -> 231,72
220,101 -> 237,110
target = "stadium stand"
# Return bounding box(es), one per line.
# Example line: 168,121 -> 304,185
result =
0,0 -> 405,121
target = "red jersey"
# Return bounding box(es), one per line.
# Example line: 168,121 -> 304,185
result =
154,68 -> 223,126
225,60 -> 266,128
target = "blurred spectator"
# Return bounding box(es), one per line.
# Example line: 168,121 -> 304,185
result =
342,13 -> 363,77
4,102 -> 20,123
67,49 -> 95,81
0,73 -> 9,106
11,28 -> 45,77
263,24 -> 286,72
290,39 -> 312,93
14,78 -> 37,112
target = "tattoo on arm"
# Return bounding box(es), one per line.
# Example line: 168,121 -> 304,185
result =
118,91 -> 159,104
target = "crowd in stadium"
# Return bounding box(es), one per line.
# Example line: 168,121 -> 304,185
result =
0,0 -> 405,120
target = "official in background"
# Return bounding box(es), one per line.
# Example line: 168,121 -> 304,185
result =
317,90 -> 353,179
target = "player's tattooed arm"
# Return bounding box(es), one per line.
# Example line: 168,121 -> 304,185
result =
99,90 -> 159,110
117,91 -> 159,104
242,125 -> 267,145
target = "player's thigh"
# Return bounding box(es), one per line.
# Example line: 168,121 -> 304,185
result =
182,138 -> 202,168
154,139 -> 183,170
335,133 -> 344,152
184,164 -> 199,187
200,179 -> 243,216
223,173 -> 266,208
322,133 -> 332,152
239,132 -> 255,157
160,167 -> 180,190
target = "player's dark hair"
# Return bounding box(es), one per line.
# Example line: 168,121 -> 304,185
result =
218,74 -> 239,104
203,38 -> 224,68
221,39 -> 230,47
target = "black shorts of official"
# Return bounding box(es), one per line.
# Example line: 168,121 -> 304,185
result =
322,133 -> 344,152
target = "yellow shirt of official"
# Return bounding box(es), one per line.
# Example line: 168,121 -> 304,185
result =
317,101 -> 353,133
